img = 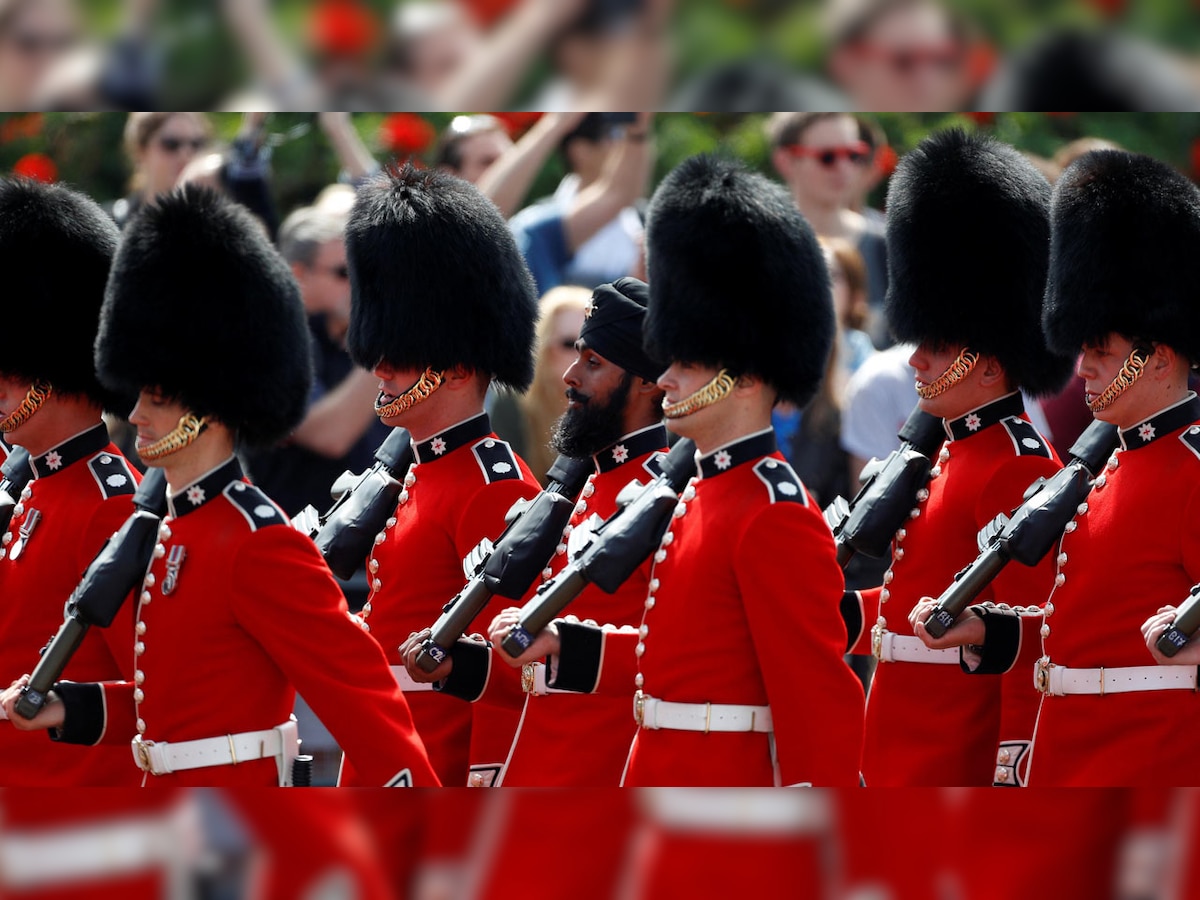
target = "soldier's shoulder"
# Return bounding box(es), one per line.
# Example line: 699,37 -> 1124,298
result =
999,417 -> 1053,460
221,481 -> 288,532
751,458 -> 809,506
86,451 -> 138,500
469,437 -> 525,485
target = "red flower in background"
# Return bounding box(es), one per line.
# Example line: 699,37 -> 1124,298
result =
308,0 -> 378,57
0,113 -> 43,144
1190,138 -> 1200,182
459,0 -> 520,28
13,153 -> 57,183
873,144 -> 898,178
380,113 -> 435,156
491,112 -> 542,138
1086,0 -> 1127,17
964,112 -> 996,126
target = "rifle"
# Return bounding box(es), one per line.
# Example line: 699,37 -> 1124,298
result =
0,447 -> 33,537
292,427 -> 415,580
1154,584 -> 1200,658
823,406 -> 945,569
499,439 -> 697,658
922,419 -> 1120,639
15,468 -> 168,720
413,454 -> 594,673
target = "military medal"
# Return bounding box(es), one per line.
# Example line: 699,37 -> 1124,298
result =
162,545 -> 186,595
8,508 -> 40,561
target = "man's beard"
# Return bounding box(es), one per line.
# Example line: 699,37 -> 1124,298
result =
550,372 -> 634,459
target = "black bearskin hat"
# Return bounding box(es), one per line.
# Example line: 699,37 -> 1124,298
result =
0,177 -> 123,410
643,155 -> 833,408
345,163 -> 538,391
96,186 -> 311,447
885,128 -> 1074,396
1044,149 -> 1200,364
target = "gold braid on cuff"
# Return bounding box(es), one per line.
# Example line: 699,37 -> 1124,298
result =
375,367 -> 445,418
0,380 -> 53,433
662,369 -> 736,419
1087,347 -> 1150,413
139,413 -> 208,461
915,349 -> 979,400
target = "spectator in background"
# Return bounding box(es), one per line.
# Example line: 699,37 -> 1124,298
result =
492,285 -> 589,483
0,0 -> 79,109
108,112 -> 212,228
768,112 -> 890,344
823,0 -> 982,112
433,113 -> 513,184
246,200 -> 389,520
508,112 -> 653,295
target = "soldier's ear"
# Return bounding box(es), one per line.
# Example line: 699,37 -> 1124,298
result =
976,354 -> 1008,388
632,377 -> 663,397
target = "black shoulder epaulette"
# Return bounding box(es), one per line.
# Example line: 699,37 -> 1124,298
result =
1001,417 -> 1052,459
471,438 -> 522,484
223,482 -> 288,531
1179,424 -> 1200,462
87,452 -> 137,499
753,458 -> 808,505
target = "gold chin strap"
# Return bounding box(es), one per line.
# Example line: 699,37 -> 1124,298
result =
375,367 -> 445,418
915,349 -> 979,400
139,413 -> 208,461
1087,347 -> 1151,413
662,369 -> 736,419
0,380 -> 53,433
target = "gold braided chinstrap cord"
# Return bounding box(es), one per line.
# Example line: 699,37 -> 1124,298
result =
662,369 -> 736,419
138,413 -> 208,461
915,349 -> 979,401
375,367 -> 445,418
0,380 -> 53,433
1087,347 -> 1150,413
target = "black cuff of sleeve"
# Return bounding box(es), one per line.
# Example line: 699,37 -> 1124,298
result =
960,606 -> 1021,675
840,590 -> 863,654
547,621 -> 603,693
50,682 -> 105,745
434,640 -> 491,702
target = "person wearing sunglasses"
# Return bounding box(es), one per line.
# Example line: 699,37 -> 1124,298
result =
108,112 -> 213,230
768,112 -> 890,340
0,0 -> 79,109
823,0 -> 981,112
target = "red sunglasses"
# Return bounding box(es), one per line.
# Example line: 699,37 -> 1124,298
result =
786,141 -> 872,167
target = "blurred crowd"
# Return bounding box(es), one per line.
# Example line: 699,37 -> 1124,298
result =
1,0 -> 1199,111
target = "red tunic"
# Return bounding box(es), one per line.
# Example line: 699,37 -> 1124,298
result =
852,394 -> 1061,786
362,415 -> 540,786
554,429 -> 864,786
975,396 -> 1200,786
54,457 -> 437,786
0,424 -> 142,786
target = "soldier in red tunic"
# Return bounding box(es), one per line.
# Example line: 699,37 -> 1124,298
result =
915,150 -> 1200,786
344,163 -> 542,786
0,177 -> 144,786
2,186 -> 437,787
847,130 -> 1073,786
400,276 -> 670,786
491,155 -> 865,786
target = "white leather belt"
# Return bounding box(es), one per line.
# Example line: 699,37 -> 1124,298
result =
521,662 -> 571,695
1035,661 -> 1199,696
875,630 -> 959,665
1,803 -> 196,888
391,664 -> 436,692
132,718 -> 296,781
634,692 -> 773,733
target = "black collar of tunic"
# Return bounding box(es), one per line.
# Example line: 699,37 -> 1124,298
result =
29,423 -> 110,479
697,428 -> 777,480
944,392 -> 1025,442
411,413 -> 493,464
167,457 -> 243,518
593,424 -> 669,474
1119,393 -> 1200,451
